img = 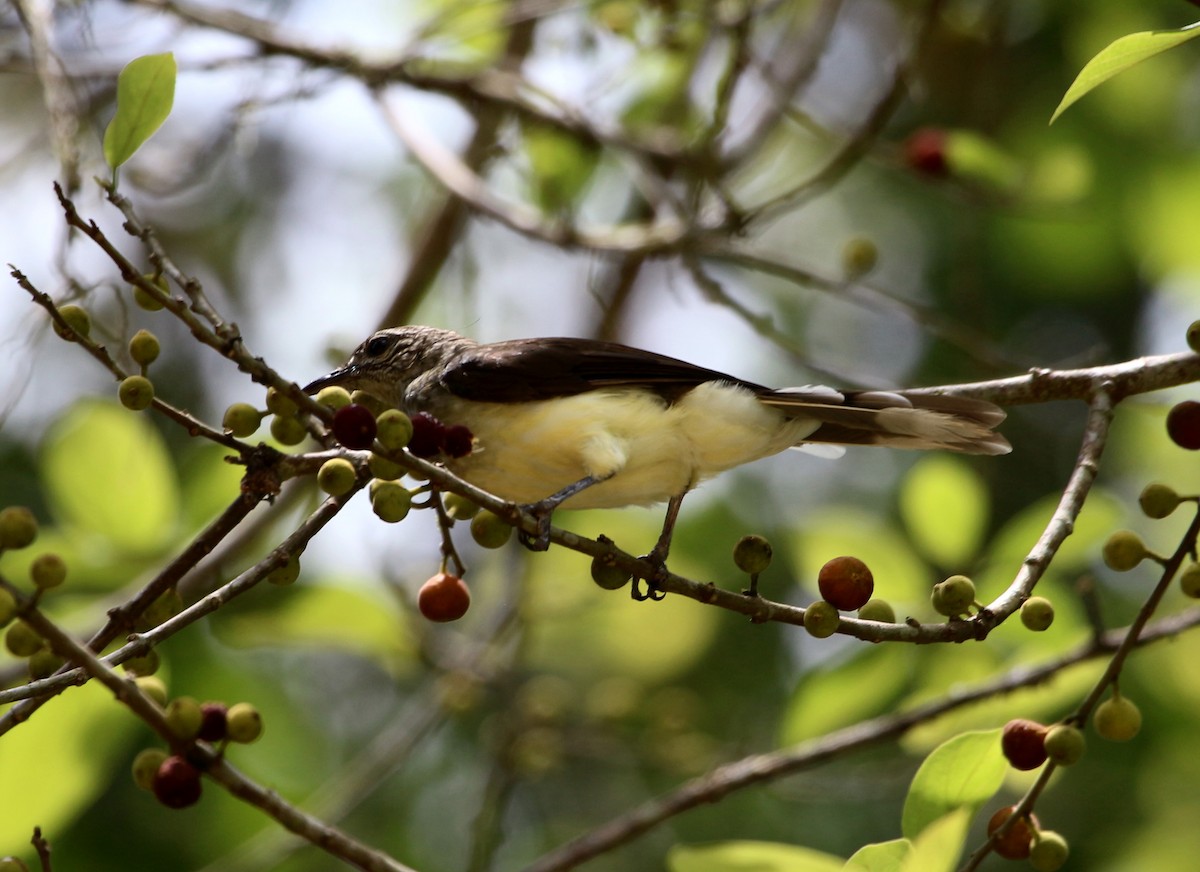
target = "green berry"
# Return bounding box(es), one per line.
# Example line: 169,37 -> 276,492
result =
118,375 -> 155,411
28,648 -> 64,679
265,386 -> 298,417
129,329 -> 161,366
315,385 -> 353,410
841,236 -> 878,278
1102,530 -> 1147,572
53,304 -> 91,340
350,390 -> 391,417
122,648 -> 160,677
269,414 -> 308,446
803,600 -> 840,638
132,747 -> 168,790
222,402 -> 263,438
932,574 -> 976,617
317,457 -> 357,496
857,598 -> 895,623
1094,693 -> 1141,741
1138,482 -> 1180,519
165,696 -> 204,740
133,274 -> 168,311
443,492 -> 479,520
137,589 -> 183,631
590,555 -> 630,590
368,452 -> 405,481
732,534 -> 772,574
1029,831 -> 1069,872
5,621 -> 42,657
0,588 -> 18,628
1043,723 -> 1085,766
1188,320 -> 1200,354
135,675 -> 169,707
266,554 -> 301,586
226,702 -> 264,743
376,409 -> 414,452
470,510 -> 512,549
1180,563 -> 1200,598
369,480 -> 412,523
0,506 -> 38,549
1020,596 -> 1054,631
30,553 -> 67,590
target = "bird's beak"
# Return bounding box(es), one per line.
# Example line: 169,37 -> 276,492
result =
303,365 -> 356,395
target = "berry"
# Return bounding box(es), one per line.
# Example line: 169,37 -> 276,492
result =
317,457 -> 357,496
118,375 -> 155,411
1138,482 -> 1180,519
0,588 -> 18,628
857,598 -> 895,623
133,675 -> 168,707
1094,693 -> 1141,741
1001,718 -> 1049,770
803,599 -> 840,638
1102,530 -> 1147,572
818,555 -> 874,611
132,747 -> 168,790
987,805 -> 1037,860
904,127 -> 949,177
1180,563 -> 1200,598
5,621 -> 42,657
418,572 -> 471,622
265,386 -> 298,417
315,385 -> 353,410
226,702 -> 264,743
470,511 -> 512,549
376,409 -> 415,452
408,412 -> 445,458
122,648 -> 160,677
28,648 -> 63,679
134,274 -> 169,311
269,414 -> 307,446
443,424 -> 474,458
1188,319 -> 1200,354
266,554 -> 301,586
153,755 -> 202,808
931,574 -> 976,617
369,480 -> 412,523
443,492 -> 480,520
198,701 -> 228,742
368,452 -> 405,481
53,304 -> 91,340
1043,723 -> 1086,766
138,589 -> 183,630
129,329 -> 160,366
222,402 -> 262,437
350,391 -> 391,417
1020,596 -> 1054,631
732,535 -> 773,575
30,553 -> 67,590
0,507 -> 37,549
1029,831 -> 1069,872
331,403 -> 377,449
1168,401 -> 1200,450
165,696 -> 203,740
841,237 -> 878,278
590,554 -> 631,590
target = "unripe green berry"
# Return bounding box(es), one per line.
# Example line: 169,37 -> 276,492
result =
376,409 -> 414,452
1188,319 -> 1200,354
803,600 -> 840,638
470,510 -> 512,549
732,534 -> 773,575
315,385 -> 353,410
165,696 -> 203,740
129,329 -> 161,366
1138,482 -> 1180,519
443,492 -> 479,520
0,506 -> 38,549
222,402 -> 263,437
53,304 -> 91,340
350,390 -> 391,417
135,675 -> 169,707
265,386 -> 298,417
0,588 -> 17,628
226,702 -> 264,743
118,374 -> 155,411
841,236 -> 878,278
1094,693 -> 1141,741
857,598 -> 895,623
1180,563 -> 1200,598
134,274 -> 169,311
269,414 -> 307,446
368,452 -> 405,481
1029,830 -> 1069,872
1102,530 -> 1147,572
266,554 -> 301,586
590,554 -> 631,590
28,648 -> 64,679
5,621 -> 42,657
30,553 -> 67,590
132,747 -> 168,790
369,480 -> 412,523
137,589 -> 183,631
317,457 -> 357,496
1020,596 -> 1054,632
122,648 -> 160,677
932,574 -> 976,617
1043,723 -> 1086,766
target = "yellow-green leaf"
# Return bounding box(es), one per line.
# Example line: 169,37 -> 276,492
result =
103,52 -> 177,170
1051,23 -> 1200,123
899,810 -> 970,872
901,729 -> 1006,839
845,839 -> 910,872
899,456 -> 989,569
669,841 -> 845,872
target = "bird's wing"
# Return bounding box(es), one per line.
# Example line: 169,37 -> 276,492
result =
439,338 -> 768,403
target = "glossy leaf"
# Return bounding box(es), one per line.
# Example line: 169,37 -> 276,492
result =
103,53 -> 177,170
669,840 -> 844,872
901,729 -> 1006,839
845,839 -> 910,872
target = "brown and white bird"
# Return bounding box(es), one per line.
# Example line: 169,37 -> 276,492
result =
305,326 -> 1009,596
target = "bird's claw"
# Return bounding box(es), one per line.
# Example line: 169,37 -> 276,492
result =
517,503 -> 554,552
631,551 -> 669,601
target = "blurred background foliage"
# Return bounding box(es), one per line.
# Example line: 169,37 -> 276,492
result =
2,0 -> 1200,869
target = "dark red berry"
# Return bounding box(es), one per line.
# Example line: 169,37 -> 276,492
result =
904,127 -> 949,177
418,572 -> 471,622
817,556 -> 874,611
197,702 -> 228,742
153,755 -> 202,809
1001,718 -> 1049,771
1166,401 -> 1200,450
331,403 -> 377,449
443,424 -> 474,458
409,412 -> 445,458
987,805 -> 1038,860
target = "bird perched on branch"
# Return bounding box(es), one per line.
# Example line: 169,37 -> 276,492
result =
305,326 -> 1009,598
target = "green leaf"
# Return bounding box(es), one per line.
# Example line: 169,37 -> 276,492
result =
669,841 -> 845,872
899,810 -> 970,872
901,729 -> 1006,839
522,121 -> 600,215
1051,23 -> 1200,123
103,52 -> 177,170
845,839 -> 911,872
898,456 -> 989,569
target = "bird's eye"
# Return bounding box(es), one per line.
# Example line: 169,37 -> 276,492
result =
365,335 -> 392,357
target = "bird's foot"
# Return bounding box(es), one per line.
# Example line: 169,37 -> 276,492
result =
517,501 -> 554,552
631,548 -> 669,602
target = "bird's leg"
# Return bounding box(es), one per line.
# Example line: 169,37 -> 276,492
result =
517,473 -> 611,552
632,490 -> 688,602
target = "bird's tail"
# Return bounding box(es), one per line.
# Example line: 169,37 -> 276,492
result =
761,387 -> 1011,456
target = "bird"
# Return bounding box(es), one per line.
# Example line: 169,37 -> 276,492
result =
304,326 -> 1010,599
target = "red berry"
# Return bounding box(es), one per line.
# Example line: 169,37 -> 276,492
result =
331,403 -> 377,449
817,556 -> 874,611
1166,401 -> 1200,450
153,755 -> 202,809
1001,718 -> 1049,771
443,424 -> 474,458
987,805 -> 1038,860
904,127 -> 949,177
197,702 -> 228,742
409,412 -> 445,458
418,572 -> 471,622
